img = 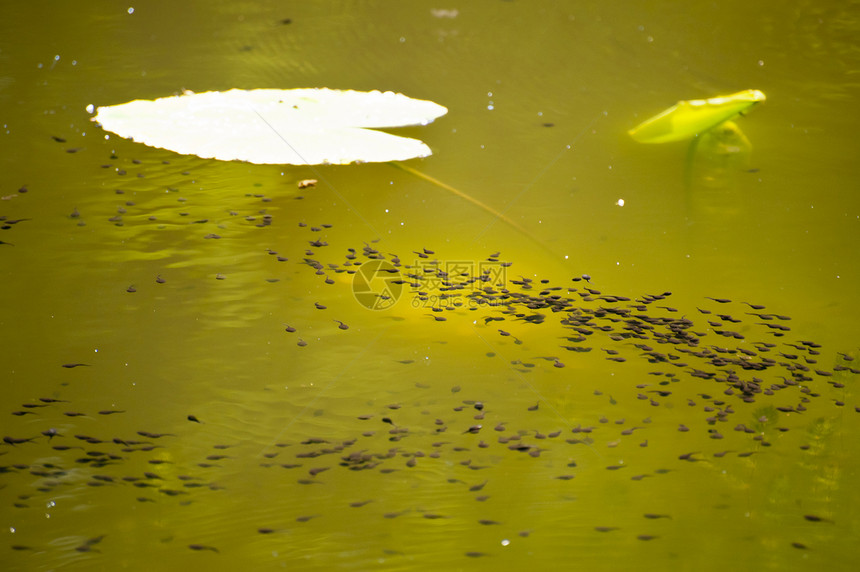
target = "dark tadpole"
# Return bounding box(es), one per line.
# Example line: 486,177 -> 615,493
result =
137,431 -> 175,439
803,515 -> 832,523
188,544 -> 219,553
187,415 -> 202,423
464,551 -> 486,558
4,436 -> 38,445
75,535 -> 106,552
61,363 -> 90,368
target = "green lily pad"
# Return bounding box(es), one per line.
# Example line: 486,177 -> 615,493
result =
91,88 -> 448,165
629,89 -> 765,144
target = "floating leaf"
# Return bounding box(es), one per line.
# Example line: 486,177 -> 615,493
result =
91,88 -> 448,165
629,89 -> 765,144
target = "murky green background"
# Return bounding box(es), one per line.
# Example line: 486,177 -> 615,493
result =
2,1 -> 859,570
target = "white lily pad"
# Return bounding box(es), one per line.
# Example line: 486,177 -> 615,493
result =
91,88 -> 448,165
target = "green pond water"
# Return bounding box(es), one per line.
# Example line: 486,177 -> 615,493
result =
2,1 -> 859,570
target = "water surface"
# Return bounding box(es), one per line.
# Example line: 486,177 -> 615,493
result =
2,1 -> 859,570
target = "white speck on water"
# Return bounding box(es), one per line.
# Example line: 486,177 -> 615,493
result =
501,539 -> 510,546
128,7 -> 135,14
616,198 -> 625,207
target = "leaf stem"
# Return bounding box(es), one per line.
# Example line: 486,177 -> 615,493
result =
390,162 -> 558,258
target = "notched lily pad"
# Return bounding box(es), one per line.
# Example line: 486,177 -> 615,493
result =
91,88 -> 448,165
